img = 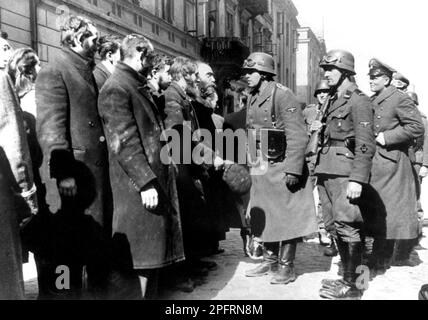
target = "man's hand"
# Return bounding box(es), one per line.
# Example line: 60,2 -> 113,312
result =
347,181 -> 362,200
419,166 -> 428,178
285,174 -> 299,187
309,120 -> 323,132
58,177 -> 77,197
375,132 -> 386,146
140,184 -> 158,210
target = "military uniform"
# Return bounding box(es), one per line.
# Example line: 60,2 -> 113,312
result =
315,83 -> 376,241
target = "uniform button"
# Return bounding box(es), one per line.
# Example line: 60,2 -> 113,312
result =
99,136 -> 106,142
345,153 -> 350,157
376,125 -> 380,128
377,115 -> 381,119
264,118 -> 268,122
375,133 -> 378,137
88,121 -> 95,127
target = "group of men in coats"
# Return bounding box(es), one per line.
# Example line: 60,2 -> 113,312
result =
1,12 -> 427,300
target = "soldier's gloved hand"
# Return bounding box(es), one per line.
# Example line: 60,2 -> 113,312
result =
285,174 -> 299,187
309,120 -> 323,132
375,132 -> 386,146
140,183 -> 158,210
346,181 -> 362,200
58,177 -> 77,197
420,166 -> 428,178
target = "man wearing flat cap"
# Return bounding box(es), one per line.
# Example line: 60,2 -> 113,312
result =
392,72 -> 410,92
367,58 -> 424,277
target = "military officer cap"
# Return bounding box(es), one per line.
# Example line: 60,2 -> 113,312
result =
393,72 -> 410,86
368,58 -> 396,78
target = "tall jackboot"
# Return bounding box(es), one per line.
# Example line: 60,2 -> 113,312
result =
322,237 -> 348,288
270,240 -> 297,285
245,242 -> 278,277
320,242 -> 363,300
324,235 -> 338,257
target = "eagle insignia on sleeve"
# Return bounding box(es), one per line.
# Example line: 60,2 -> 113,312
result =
360,145 -> 368,153
287,107 -> 297,113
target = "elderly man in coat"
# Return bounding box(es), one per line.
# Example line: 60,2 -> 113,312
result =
36,16 -> 112,299
242,52 -> 317,285
367,59 -> 424,273
98,34 -> 184,299
0,32 -> 38,299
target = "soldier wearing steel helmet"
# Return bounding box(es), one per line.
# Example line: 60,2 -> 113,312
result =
303,80 -> 338,257
366,59 -> 424,274
391,72 -> 410,92
314,49 -> 376,299
242,52 -> 317,285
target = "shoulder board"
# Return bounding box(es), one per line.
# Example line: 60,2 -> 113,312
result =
353,89 -> 365,96
344,90 -> 353,99
276,83 -> 288,91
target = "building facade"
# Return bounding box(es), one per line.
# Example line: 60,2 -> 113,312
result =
296,26 -> 326,105
0,0 -> 203,64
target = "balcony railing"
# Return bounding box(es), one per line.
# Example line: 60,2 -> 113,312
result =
239,0 -> 269,17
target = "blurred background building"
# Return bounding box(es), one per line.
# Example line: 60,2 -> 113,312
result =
0,0 -> 326,113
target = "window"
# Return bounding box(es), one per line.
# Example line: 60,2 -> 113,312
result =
181,38 -> 187,48
152,23 -> 160,35
168,32 -> 175,42
226,11 -> 234,37
112,2 -> 122,17
87,0 -> 98,6
161,0 -> 174,24
134,14 -> 142,27
277,12 -> 284,36
286,22 -> 290,47
185,0 -> 196,32
208,0 -> 217,38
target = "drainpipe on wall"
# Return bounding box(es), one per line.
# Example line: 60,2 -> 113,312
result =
29,0 -> 39,52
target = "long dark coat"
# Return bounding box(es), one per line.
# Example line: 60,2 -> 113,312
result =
93,62 -> 111,90
0,71 -> 32,299
36,48 -> 111,229
370,86 -> 425,239
246,81 -> 317,242
98,62 -> 184,269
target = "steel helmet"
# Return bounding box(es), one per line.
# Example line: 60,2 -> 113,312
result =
242,52 -> 276,76
314,79 -> 330,97
319,49 -> 356,75
407,92 -> 419,105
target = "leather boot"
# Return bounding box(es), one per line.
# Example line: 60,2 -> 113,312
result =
270,240 -> 297,285
323,237 -> 347,288
245,243 -> 278,277
324,235 -> 338,257
320,242 -> 363,300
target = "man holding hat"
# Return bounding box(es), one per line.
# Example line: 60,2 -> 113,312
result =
242,52 -> 317,285
391,72 -> 410,92
314,49 -> 376,300
367,58 -> 424,275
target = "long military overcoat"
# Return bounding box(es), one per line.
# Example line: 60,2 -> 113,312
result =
246,80 -> 317,242
36,48 -> 111,229
0,70 -> 32,299
370,86 -> 425,239
98,62 -> 184,269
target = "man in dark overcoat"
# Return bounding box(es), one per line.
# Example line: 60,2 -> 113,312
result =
36,16 -> 112,298
315,50 -> 376,299
98,34 -> 184,299
367,59 -> 424,271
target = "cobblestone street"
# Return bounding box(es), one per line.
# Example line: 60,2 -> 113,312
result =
24,226 -> 428,300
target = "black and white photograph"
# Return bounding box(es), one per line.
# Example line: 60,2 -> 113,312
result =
0,0 -> 427,303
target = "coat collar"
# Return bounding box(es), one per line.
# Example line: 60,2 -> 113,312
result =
327,82 -> 358,115
249,80 -> 276,107
115,62 -> 163,128
371,85 -> 396,105
169,81 -> 189,101
95,62 -> 111,78
61,48 -> 97,95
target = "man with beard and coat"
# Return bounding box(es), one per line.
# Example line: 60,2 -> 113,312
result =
36,16 -> 112,299
367,59 -> 424,273
315,50 -> 376,300
98,34 -> 184,299
242,52 -> 318,286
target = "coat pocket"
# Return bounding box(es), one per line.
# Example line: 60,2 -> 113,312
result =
377,148 -> 400,163
335,146 -> 354,160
